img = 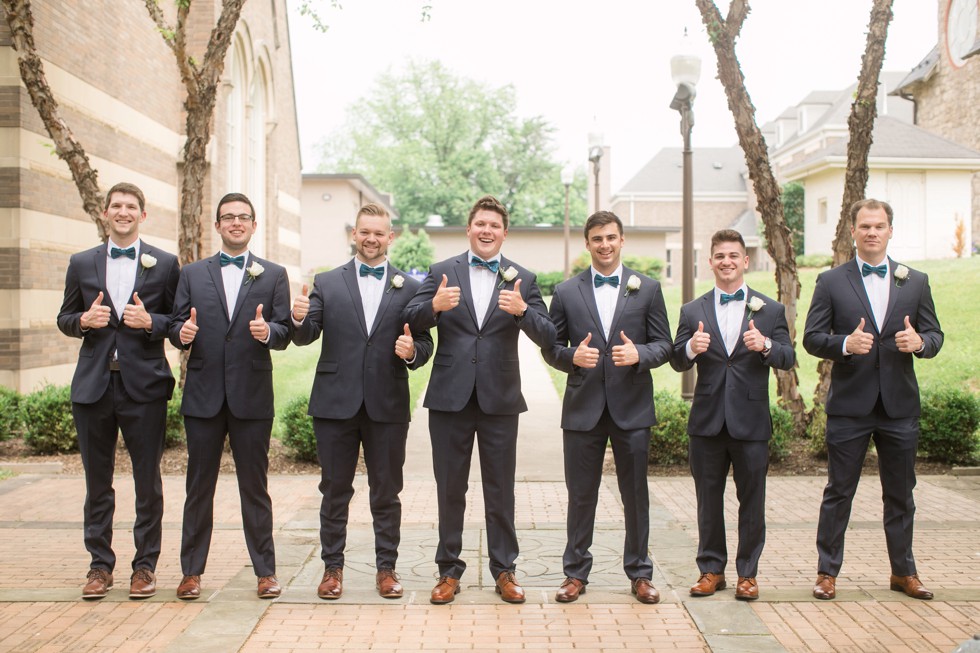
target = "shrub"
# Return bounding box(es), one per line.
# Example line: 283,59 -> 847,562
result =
570,252 -> 664,282
769,403 -> 794,462
280,396 -> 317,463
390,227 -> 435,273
649,391 -> 690,465
796,254 -> 833,268
21,385 -> 77,454
918,387 -> 980,464
535,271 -> 565,296
806,408 -> 828,458
0,387 -> 22,441
165,388 -> 185,448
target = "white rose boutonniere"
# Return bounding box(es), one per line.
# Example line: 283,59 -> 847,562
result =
746,296 -> 766,319
387,273 -> 405,294
894,264 -> 909,288
624,275 -> 641,297
139,253 -> 157,277
245,261 -> 264,285
497,266 -> 518,289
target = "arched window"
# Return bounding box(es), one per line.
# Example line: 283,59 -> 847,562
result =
247,65 -> 268,255
225,39 -> 246,194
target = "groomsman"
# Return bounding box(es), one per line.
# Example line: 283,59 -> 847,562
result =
542,211 -> 672,604
57,182 -> 180,599
671,229 -> 795,601
291,203 -> 432,599
169,192 -> 292,600
804,198 -> 942,600
404,195 -> 556,604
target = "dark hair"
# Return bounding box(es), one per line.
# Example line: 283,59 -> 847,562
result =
710,229 -> 746,254
105,182 -> 145,213
216,192 -> 256,222
583,211 -> 623,240
467,195 -> 508,230
850,198 -> 893,226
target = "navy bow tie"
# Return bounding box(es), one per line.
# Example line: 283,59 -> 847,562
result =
359,263 -> 384,280
594,274 -> 619,288
470,256 -> 500,273
862,262 -> 887,278
220,252 -> 245,268
720,288 -> 745,305
110,246 -> 135,260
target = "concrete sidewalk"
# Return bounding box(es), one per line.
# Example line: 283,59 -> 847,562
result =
1,334 -> 978,652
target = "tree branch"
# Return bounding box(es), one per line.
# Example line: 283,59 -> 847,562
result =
726,0 -> 750,38
142,0 -> 177,55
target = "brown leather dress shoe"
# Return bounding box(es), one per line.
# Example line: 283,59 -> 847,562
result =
82,568 -> 113,600
129,568 -> 156,599
813,573 -> 835,600
495,571 -> 526,604
555,577 -> 586,603
690,572 -> 727,596
318,568 -> 343,600
890,574 -> 933,600
257,575 -> 281,599
735,577 -> 759,601
376,569 -> 403,599
430,576 -> 460,604
177,575 -> 201,601
631,578 -> 661,604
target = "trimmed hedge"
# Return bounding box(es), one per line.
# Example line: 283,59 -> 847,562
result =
796,254 -> 833,268
918,387 -> 980,464
649,391 -> 690,464
0,386 -> 22,441
769,403 -> 794,462
535,271 -> 565,296
21,385 -> 77,454
165,388 -> 185,448
280,395 -> 317,462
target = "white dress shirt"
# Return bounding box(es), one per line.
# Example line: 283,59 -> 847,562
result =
468,251 -> 500,329
714,284 -> 747,356
355,257 -> 387,334
591,264 -> 623,341
220,250 -> 248,319
106,239 -> 140,320
856,255 -> 889,332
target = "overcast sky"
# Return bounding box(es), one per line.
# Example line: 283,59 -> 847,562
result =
287,0 -> 939,190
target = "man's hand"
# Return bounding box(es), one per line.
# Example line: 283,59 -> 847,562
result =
122,292 -> 152,331
250,304 -> 269,342
395,323 -> 416,361
179,307 -> 198,345
743,319 -> 766,352
80,291 -> 111,330
292,283 -> 310,322
432,274 -> 461,313
497,278 -> 527,316
895,315 -> 924,353
845,317 -> 874,355
689,320 -> 710,355
572,332 -> 600,368
612,331 -> 639,367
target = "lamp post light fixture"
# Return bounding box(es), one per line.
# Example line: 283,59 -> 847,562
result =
561,165 -> 575,280
588,131 -> 603,212
670,28 -> 701,401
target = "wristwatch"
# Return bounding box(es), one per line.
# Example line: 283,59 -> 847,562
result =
762,337 -> 772,355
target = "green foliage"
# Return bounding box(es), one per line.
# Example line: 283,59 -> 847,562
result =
806,408 -> 828,458
918,387 -> 980,464
165,389 -> 185,448
649,391 -> 690,465
534,271 -> 565,296
0,387 -> 22,441
390,228 -> 435,273
570,252 -> 663,282
796,254 -> 833,268
780,182 -> 805,255
769,404 -> 794,462
21,385 -> 77,454
279,396 -> 317,463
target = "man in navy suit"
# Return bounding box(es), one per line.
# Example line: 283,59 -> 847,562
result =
542,211 -> 673,604
804,198 -> 943,601
404,195 -> 556,604
168,192 -> 292,600
57,182 -> 180,600
291,203 -> 432,600
671,229 -> 795,601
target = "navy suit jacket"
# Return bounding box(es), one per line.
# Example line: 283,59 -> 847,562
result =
57,241 -> 180,404
403,252 -> 556,415
543,268 -> 673,432
168,253 -> 291,420
292,261 -> 433,423
671,288 -> 795,440
803,257 -> 942,419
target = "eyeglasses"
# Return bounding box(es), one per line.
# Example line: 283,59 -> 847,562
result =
218,213 -> 254,224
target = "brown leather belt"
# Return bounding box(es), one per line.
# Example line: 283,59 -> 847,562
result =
108,360 -> 121,372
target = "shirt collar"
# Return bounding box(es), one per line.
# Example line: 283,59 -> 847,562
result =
219,250 -> 250,267
107,239 -> 141,257
468,250 -> 501,265
713,283 -> 747,302
856,255 -> 888,275
354,256 -> 387,269
590,264 -> 623,281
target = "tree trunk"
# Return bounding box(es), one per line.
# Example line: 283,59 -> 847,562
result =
695,0 -> 807,433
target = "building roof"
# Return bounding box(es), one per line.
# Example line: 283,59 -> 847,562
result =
890,45 -> 940,96
615,146 -> 747,195
302,173 -> 398,219
729,209 -> 760,246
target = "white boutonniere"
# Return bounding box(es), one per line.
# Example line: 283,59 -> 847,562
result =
624,275 -> 641,297
746,296 -> 766,319
387,273 -> 404,294
245,261 -> 264,285
894,264 -> 909,288
497,266 -> 518,289
139,253 -> 157,277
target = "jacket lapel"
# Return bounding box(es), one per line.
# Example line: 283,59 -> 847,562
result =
367,264 -> 400,336
845,260 -> 879,333
606,268 -> 634,344
699,291 -> 724,356
881,256 -> 901,331
133,240 -> 148,296
454,254 -> 480,330
343,262 -> 369,338
93,246 -> 119,326
229,252 -> 260,327
206,255 -> 231,325
575,271 -> 606,346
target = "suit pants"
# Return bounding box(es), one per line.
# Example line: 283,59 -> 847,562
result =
429,391 -> 519,580
181,402 -> 276,577
689,427 -> 769,578
72,372 -> 166,573
314,407 -> 407,570
563,408 -> 654,582
817,398 -> 919,577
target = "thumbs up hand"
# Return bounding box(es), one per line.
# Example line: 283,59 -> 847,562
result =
497,277 -> 528,316
179,307 -> 199,345
395,322 -> 416,361
612,330 -> 639,367
432,274 -> 461,313
123,291 -> 152,330
845,317 -> 874,355
689,320 -> 711,355
250,304 -> 269,342
80,291 -> 111,330
573,332 -> 600,368
292,283 -> 310,322
742,318 -> 767,352
895,314 -> 924,353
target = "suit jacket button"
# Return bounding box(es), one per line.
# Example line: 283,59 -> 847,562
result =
367,342 -> 372,346
471,358 -> 477,363
225,336 -> 232,342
